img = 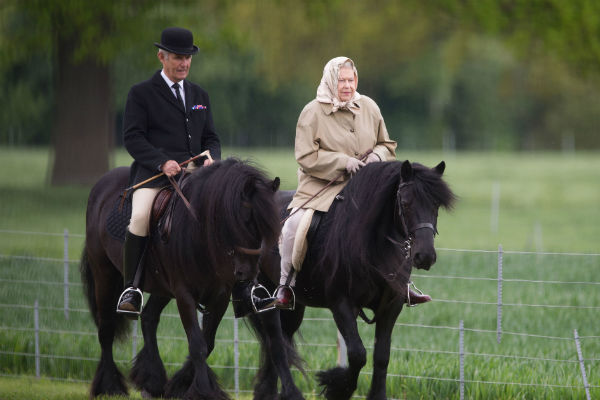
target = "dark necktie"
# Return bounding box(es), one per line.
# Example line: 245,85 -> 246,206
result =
172,82 -> 184,109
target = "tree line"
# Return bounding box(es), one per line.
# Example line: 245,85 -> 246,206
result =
1,0 -> 599,184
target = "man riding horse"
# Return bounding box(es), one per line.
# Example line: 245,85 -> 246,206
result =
117,27 -> 221,316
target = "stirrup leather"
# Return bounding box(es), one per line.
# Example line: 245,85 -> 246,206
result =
116,287 -> 144,316
406,281 -> 425,308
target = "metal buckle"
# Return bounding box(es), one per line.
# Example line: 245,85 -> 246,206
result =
115,287 -> 144,316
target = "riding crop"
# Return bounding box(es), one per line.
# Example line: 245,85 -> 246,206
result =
120,150 -> 213,209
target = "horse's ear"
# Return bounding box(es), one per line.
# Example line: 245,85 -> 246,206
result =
401,160 -> 413,182
271,177 -> 280,192
434,161 -> 445,176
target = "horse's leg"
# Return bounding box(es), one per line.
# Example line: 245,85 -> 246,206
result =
165,294 -> 229,399
317,299 -> 366,400
252,305 -> 305,400
367,301 -> 403,400
130,294 -> 171,397
86,253 -> 130,397
165,293 -> 230,400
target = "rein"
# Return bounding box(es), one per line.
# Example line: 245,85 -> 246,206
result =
282,149 -> 373,224
167,171 -> 197,221
120,150 -> 212,212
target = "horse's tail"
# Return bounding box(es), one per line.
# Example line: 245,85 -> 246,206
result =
80,245 -> 130,341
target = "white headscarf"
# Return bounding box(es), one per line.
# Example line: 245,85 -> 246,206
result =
316,56 -> 361,113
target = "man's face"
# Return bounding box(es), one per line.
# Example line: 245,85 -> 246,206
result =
159,51 -> 192,82
337,67 -> 357,102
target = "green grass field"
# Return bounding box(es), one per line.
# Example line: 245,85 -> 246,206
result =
0,147 -> 599,399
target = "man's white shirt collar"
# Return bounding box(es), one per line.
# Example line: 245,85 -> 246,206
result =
161,70 -> 185,106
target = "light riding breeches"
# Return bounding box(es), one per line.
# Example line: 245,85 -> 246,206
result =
279,208 -> 306,286
128,187 -> 160,237
128,164 -> 198,237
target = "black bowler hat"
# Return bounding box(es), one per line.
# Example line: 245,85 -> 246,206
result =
154,27 -> 199,55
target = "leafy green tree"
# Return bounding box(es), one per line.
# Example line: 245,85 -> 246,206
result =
0,0 -> 172,184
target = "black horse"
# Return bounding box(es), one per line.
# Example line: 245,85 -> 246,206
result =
250,160 -> 456,400
80,158 -> 302,399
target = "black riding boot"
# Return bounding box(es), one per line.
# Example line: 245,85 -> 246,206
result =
116,231 -> 147,317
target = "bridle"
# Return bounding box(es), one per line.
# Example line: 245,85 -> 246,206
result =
389,181 -> 437,258
361,179 -> 439,324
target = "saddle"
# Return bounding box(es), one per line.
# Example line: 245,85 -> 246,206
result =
106,173 -> 192,243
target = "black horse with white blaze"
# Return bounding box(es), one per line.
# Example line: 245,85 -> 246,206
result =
250,160 -> 456,400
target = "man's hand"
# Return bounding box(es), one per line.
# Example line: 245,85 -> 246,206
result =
203,158 -> 214,167
161,160 -> 181,177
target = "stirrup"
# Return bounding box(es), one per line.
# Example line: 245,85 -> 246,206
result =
116,287 -> 144,316
274,285 -> 295,311
251,284 -> 276,313
407,281 -> 426,308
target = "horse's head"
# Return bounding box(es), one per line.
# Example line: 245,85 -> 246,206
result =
229,175 -> 281,282
187,159 -> 281,284
397,160 -> 454,270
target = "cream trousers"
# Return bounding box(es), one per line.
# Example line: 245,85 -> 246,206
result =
128,163 -> 197,237
279,208 -> 306,286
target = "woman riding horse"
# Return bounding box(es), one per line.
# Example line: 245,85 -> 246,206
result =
272,56 -> 431,309
252,159 -> 456,400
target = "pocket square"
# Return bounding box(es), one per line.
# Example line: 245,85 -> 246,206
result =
192,104 -> 207,110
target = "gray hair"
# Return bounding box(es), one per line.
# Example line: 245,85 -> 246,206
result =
158,49 -> 170,60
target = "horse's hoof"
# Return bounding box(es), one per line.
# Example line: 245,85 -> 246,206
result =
141,389 -> 152,398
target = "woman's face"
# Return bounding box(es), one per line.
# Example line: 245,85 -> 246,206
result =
337,67 -> 357,102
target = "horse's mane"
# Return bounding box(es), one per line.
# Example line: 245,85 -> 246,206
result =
320,161 -> 456,293
170,158 -> 280,276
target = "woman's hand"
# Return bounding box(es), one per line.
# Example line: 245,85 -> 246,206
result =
346,157 -> 365,174
365,152 -> 381,164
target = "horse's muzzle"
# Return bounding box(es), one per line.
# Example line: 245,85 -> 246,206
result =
413,250 -> 436,270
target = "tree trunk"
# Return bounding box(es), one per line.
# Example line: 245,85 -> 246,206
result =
50,37 -> 112,186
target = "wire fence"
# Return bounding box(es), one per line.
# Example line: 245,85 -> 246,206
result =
0,228 -> 598,399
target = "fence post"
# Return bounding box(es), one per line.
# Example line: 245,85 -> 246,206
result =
64,229 -> 69,320
497,244 -> 503,343
34,300 -> 40,378
337,330 -> 348,367
459,320 -> 464,400
233,317 -> 239,399
574,329 -> 591,400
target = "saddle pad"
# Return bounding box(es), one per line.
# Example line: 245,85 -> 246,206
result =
292,208 -> 315,271
106,194 -> 132,242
